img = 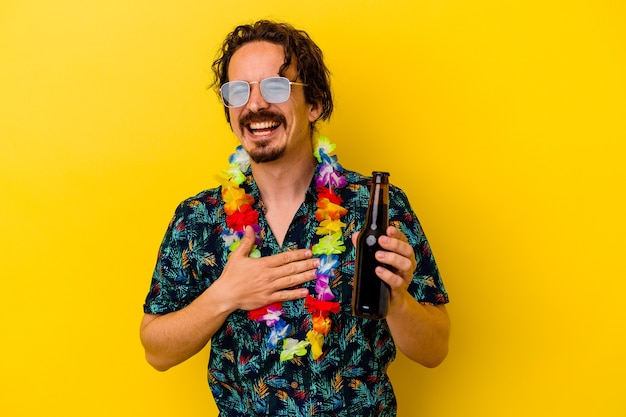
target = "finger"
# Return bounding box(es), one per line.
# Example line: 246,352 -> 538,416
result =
266,247 -> 314,268
375,250 -> 413,275
272,262 -> 317,291
375,265 -> 406,290
232,226 -> 257,257
270,259 -> 319,290
350,232 -> 360,247
386,226 -> 408,243
272,286 -> 310,303
378,234 -> 414,259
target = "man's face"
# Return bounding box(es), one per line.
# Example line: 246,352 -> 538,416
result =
226,41 -> 321,164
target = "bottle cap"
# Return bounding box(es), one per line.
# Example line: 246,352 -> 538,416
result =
372,171 -> 390,184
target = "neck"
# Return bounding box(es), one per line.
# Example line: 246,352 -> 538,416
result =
250,153 -> 316,247
250,143 -> 317,206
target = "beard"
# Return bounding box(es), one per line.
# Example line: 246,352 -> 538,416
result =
247,140 -> 286,163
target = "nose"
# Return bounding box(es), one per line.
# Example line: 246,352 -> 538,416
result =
246,83 -> 269,112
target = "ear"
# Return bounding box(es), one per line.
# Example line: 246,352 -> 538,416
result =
307,100 -> 323,123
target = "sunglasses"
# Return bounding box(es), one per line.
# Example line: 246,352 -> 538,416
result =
220,77 -> 307,108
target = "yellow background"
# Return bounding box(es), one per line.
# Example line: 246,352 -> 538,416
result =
1,0 -> 625,416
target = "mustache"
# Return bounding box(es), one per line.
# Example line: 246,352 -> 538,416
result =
239,109 -> 287,129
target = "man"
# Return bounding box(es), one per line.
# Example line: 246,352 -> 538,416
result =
141,20 -> 449,416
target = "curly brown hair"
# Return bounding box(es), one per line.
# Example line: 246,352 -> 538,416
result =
211,20 -> 333,129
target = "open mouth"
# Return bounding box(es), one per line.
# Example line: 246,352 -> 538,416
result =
247,120 -> 281,137
240,110 -> 287,138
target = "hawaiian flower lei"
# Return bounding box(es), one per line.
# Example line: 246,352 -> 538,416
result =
218,136 -> 347,361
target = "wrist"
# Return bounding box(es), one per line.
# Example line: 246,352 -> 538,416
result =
387,289 -> 410,317
199,279 -> 237,317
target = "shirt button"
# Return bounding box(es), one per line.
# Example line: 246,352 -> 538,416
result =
290,382 -> 298,388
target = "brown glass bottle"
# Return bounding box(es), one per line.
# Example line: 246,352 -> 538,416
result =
352,171 -> 391,319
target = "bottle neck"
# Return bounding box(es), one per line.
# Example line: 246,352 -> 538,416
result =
366,175 -> 389,230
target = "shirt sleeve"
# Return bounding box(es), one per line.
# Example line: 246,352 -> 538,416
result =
143,201 -> 201,315
389,186 -> 449,305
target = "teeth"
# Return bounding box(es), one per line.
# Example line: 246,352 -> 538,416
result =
249,121 -> 279,130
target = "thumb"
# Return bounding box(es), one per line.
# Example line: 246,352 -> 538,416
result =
233,226 -> 257,257
351,232 -> 360,247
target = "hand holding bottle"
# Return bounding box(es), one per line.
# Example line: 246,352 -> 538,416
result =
351,225 -> 418,317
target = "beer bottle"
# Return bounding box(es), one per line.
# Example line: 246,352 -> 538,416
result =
352,171 -> 391,319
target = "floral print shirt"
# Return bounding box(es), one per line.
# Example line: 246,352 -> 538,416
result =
144,167 -> 448,416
